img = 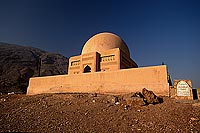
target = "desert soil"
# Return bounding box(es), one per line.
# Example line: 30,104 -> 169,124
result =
0,93 -> 200,132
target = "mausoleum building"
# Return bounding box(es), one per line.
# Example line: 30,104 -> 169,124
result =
27,32 -> 170,96
68,33 -> 137,75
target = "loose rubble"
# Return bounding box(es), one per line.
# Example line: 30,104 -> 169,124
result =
122,88 -> 163,106
0,90 -> 200,132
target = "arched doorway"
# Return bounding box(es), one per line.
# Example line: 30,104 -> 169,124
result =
84,65 -> 91,73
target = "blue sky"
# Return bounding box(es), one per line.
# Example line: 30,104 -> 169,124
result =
0,0 -> 199,88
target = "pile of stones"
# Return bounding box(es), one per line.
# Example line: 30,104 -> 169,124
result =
122,88 -> 163,106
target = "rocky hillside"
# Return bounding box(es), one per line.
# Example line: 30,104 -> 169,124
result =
0,42 -> 68,94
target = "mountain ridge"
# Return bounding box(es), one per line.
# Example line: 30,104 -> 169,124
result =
0,42 -> 68,93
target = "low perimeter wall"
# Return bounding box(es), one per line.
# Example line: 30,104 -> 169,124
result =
27,65 -> 169,96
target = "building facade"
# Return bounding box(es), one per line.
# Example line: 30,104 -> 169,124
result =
68,32 -> 138,75
27,32 -> 170,96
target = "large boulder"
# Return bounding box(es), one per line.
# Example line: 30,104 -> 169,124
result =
142,88 -> 163,104
0,42 -> 68,94
122,89 -> 163,106
122,92 -> 146,106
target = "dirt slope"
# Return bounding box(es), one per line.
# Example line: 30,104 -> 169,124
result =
0,93 -> 200,132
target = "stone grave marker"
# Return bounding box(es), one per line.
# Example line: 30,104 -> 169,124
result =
174,80 -> 193,100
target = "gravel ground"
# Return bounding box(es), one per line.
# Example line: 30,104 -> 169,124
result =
0,93 -> 200,132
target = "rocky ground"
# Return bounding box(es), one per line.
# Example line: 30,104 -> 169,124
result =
0,93 -> 200,132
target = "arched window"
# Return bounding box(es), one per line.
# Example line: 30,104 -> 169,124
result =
84,65 -> 91,73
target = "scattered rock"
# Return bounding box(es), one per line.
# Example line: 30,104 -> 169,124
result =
133,92 -> 144,98
88,93 -> 97,98
106,95 -> 119,104
124,105 -> 129,110
122,89 -> 163,106
8,92 -> 15,95
115,102 -> 120,105
142,88 -> 163,104
122,92 -> 145,106
124,96 -> 146,106
0,98 -> 6,102
190,117 -> 199,121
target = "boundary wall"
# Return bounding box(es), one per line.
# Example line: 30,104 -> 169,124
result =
27,65 -> 169,96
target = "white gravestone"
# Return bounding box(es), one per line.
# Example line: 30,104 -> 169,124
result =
176,80 -> 190,96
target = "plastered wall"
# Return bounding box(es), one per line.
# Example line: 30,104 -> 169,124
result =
27,65 -> 169,96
